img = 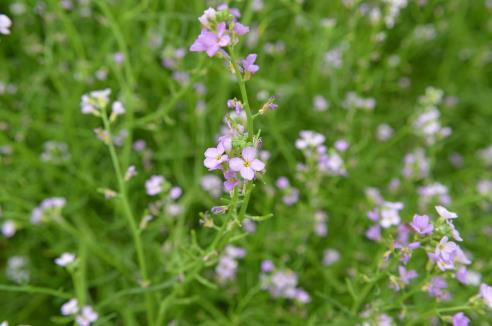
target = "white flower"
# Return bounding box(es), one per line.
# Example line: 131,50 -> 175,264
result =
377,123 -> 394,141
2,220 -> 16,238
55,253 -> 76,267
76,305 -> 98,326
198,8 -> 216,28
0,14 -> 12,35
80,89 -> 111,115
145,175 -> 165,196
111,101 -> 125,116
61,299 -> 79,315
380,201 -> 403,228
323,249 -> 340,266
295,131 -> 325,150
435,205 -> 458,220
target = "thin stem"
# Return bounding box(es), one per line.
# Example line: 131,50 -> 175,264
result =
100,108 -> 155,325
228,47 -> 254,142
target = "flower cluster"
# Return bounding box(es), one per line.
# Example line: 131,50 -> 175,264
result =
215,245 -> 246,283
6,256 -> 29,284
145,175 -> 183,219
260,261 -> 310,304
276,176 -> 299,205
60,299 -> 98,326
342,92 -> 376,111
417,182 -> 451,209
31,197 -> 66,224
295,131 -> 347,178
402,148 -> 429,180
413,87 -> 451,145
365,189 -> 404,241
0,14 -> 12,35
40,141 -> 70,164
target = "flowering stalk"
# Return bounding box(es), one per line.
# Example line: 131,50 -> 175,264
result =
228,47 -> 254,142
99,103 -> 155,324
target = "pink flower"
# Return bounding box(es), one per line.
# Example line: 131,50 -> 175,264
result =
204,143 -> 228,170
234,22 -> 250,35
452,312 -> 469,326
480,283 -> 492,308
229,147 -> 265,180
241,54 -> 259,74
410,214 -> 434,235
190,23 -> 230,57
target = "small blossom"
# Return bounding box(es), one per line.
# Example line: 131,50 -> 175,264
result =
241,54 -> 259,74
201,175 -> 222,197
452,312 -> 469,326
111,101 -> 125,116
2,220 -> 16,238
145,175 -> 165,196
366,224 -> 381,241
55,253 -> 76,267
233,22 -> 250,35
313,95 -> 329,112
190,23 -> 230,57
379,201 -> 403,228
0,14 -> 12,35
334,139 -> 349,152
75,305 -> 98,326
80,89 -> 111,115
410,214 -> 433,235
261,260 -> 274,272
61,299 -> 79,316
227,98 -> 243,114
435,205 -> 458,220
480,283 -> 492,308
124,165 -> 137,181
169,186 -> 182,200
204,143 -> 228,170
323,249 -> 340,266
427,276 -> 450,300
229,147 -> 265,180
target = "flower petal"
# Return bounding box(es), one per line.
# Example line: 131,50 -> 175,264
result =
250,159 -> 265,171
240,166 -> 255,180
229,157 -> 244,171
242,147 -> 256,161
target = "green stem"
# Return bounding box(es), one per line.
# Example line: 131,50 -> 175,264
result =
228,47 -> 254,142
100,109 -> 155,325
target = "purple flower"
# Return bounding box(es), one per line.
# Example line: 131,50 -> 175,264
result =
261,260 -> 274,272
233,22 -> 250,35
455,266 -> 468,284
276,176 -> 290,189
227,98 -> 243,114
145,175 -> 165,196
190,23 -> 230,57
479,283 -> 492,308
169,186 -> 182,200
241,54 -> 260,74
435,205 -> 458,220
395,241 -> 420,265
399,266 -> 418,284
427,277 -> 450,300
283,188 -> 299,206
294,288 -> 310,304
452,312 -> 469,326
204,143 -> 228,170
410,214 -> 434,235
223,170 -> 240,191
433,236 -> 458,271
367,209 -> 379,222
229,147 -> 265,180
334,139 -> 349,152
366,224 -> 381,241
